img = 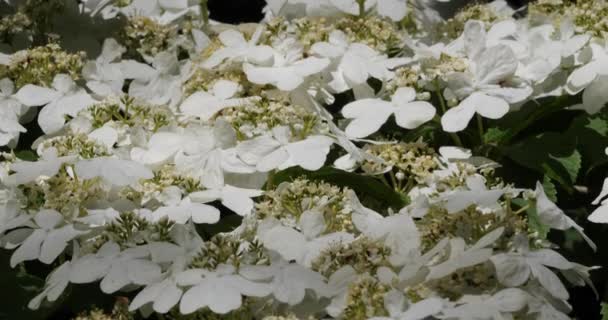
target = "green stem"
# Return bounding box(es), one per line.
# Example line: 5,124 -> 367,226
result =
356,0 -> 366,17
200,0 -> 209,27
434,82 -> 447,114
434,83 -> 464,147
476,114 -> 485,143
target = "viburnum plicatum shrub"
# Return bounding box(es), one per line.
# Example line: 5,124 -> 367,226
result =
1,0 -> 608,319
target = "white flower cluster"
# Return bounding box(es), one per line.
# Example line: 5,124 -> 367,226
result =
0,0 -> 607,319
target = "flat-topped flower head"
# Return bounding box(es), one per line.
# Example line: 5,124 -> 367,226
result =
361,141 -> 439,183
435,1 -> 507,40
342,275 -> 390,320
83,97 -> 176,133
121,16 -> 177,59
0,43 -> 85,89
312,236 -> 391,277
39,133 -> 111,159
255,178 -> 355,233
221,97 -> 323,140
529,0 -> 608,38
189,233 -> 269,270
17,165 -> 106,218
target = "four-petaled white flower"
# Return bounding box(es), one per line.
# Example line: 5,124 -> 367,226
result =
15,74 -> 96,134
566,42 -> 608,114
70,242 -> 161,293
236,126 -> 334,172
82,38 -> 126,97
203,28 -> 275,69
342,87 -> 436,138
10,209 -> 85,267
491,240 -> 574,300
189,185 -> 263,216
442,21 -> 532,132
177,264 -> 272,315
0,78 -> 27,146
180,80 -> 258,121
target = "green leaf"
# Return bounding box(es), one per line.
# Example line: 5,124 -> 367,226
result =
542,176 -> 558,202
526,204 -> 550,240
548,149 -> 581,183
565,113 -> 608,176
513,198 -> 549,240
602,303 -> 608,320
14,150 -> 38,161
271,166 -> 408,211
585,116 -> 608,136
483,127 -> 509,144
504,132 -> 579,191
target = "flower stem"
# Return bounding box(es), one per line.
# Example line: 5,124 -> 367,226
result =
357,0 -> 366,17
434,82 -> 464,147
200,0 -> 209,27
476,114 -> 484,143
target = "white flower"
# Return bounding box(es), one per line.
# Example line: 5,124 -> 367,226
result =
426,227 -> 504,280
370,290 -> 444,320
152,199 -> 220,224
566,42 -> 608,94
441,288 -> 528,320
589,177 -> 608,223
341,87 -> 435,138
257,217 -> 354,266
236,126 -> 334,172
127,51 -> 182,105
15,74 -> 96,134
74,157 -> 154,186
313,35 -> 407,98
490,242 -> 573,300
179,80 -> 258,121
349,191 -> 420,265
0,78 -> 27,146
7,149 -> 75,185
10,209 -> 85,267
330,0 -> 407,21
240,259 -> 328,306
566,42 -> 608,114
131,126 -> 216,165
535,182 -> 596,249
28,261 -> 72,309
442,21 -> 531,132
203,28 -> 275,69
119,0 -> 197,25
440,174 -> 506,213
189,185 -> 263,216
70,242 -> 161,293
177,264 -> 271,315
243,45 -> 330,91
82,38 -> 126,97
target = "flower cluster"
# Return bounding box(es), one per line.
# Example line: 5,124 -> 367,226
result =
1,0 -> 607,319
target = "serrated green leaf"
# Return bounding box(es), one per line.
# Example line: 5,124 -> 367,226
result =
271,166 -> 408,211
549,149 -> 581,183
542,175 -> 558,202
566,114 -> 608,177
